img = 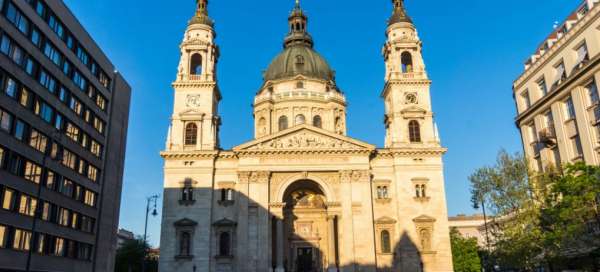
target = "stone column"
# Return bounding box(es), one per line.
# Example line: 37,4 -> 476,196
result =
276,216 -> 285,272
327,215 -> 338,272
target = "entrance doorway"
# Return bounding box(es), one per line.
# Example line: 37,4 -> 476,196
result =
296,247 -> 314,272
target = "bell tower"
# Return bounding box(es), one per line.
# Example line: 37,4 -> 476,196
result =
167,0 -> 221,151
382,0 -> 439,148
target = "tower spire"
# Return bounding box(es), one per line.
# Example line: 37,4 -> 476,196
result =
388,0 -> 413,26
189,0 -> 214,26
284,0 -> 313,48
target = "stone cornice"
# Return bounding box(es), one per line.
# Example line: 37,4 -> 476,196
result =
161,147 -> 446,159
513,3 -> 600,89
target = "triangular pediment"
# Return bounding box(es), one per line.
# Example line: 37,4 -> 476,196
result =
401,105 -> 427,114
174,218 -> 198,227
233,125 -> 375,151
179,109 -> 204,117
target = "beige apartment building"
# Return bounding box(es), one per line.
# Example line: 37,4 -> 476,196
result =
448,214 -> 489,247
513,0 -> 600,171
159,0 -> 454,271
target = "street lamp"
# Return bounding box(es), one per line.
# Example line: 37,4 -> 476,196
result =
142,194 -> 159,272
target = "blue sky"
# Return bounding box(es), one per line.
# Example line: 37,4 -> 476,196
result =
63,0 -> 579,247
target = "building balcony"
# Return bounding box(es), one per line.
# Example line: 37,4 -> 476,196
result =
254,90 -> 346,104
389,71 -> 426,80
539,126 -> 557,148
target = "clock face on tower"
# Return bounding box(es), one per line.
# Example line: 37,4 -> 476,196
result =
405,93 -> 418,104
186,94 -> 202,108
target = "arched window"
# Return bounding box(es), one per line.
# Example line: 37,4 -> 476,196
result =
219,232 -> 231,256
258,117 -> 267,136
313,115 -> 322,128
185,123 -> 198,145
190,54 -> 202,75
381,230 -> 391,253
278,116 -> 288,131
295,114 -> 306,125
401,52 -> 413,73
409,120 -> 421,143
180,232 -> 191,256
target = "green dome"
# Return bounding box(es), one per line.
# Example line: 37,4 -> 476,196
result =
264,45 -> 334,82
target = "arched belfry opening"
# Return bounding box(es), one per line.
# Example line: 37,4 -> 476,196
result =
272,180 -> 338,271
190,53 -> 203,75
401,51 -> 413,73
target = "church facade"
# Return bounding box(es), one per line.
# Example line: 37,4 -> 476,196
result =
158,0 -> 454,271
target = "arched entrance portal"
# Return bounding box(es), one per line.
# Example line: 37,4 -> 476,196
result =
280,180 -> 333,272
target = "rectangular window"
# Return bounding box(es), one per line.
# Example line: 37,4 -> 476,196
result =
18,194 -> 37,217
19,87 -> 31,107
54,237 -> 65,256
13,120 -> 25,140
0,35 -> 10,55
24,57 -> 35,76
565,97 -> 576,120
76,47 -> 89,66
54,113 -> 63,130
538,78 -> 547,96
62,149 -> 76,169
96,95 -> 106,111
554,62 -> 567,86
31,29 -> 41,47
39,71 -> 57,93
69,96 -> 82,115
43,42 -> 61,66
576,42 -> 589,66
0,146 -> 4,168
588,80 -> 599,106
58,208 -> 70,226
521,90 -> 531,109
65,123 -> 80,142
39,102 -> 53,123
84,190 -> 96,207
41,202 -> 51,221
0,109 -> 12,132
36,233 -> 46,254
29,129 -> 48,153
93,117 -> 104,134
2,188 -> 15,210
99,72 -> 110,88
45,171 -> 56,190
0,225 -> 6,248
87,165 -> 98,182
60,179 -> 74,197
6,3 -> 29,34
4,77 -> 17,98
59,87 -> 68,102
12,229 -> 31,251
572,135 -> 584,159
91,140 -> 101,157
23,161 -> 42,184
48,15 -> 64,38
9,46 -> 23,65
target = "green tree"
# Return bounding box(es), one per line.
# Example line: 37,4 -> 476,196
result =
450,228 -> 482,272
469,150 -> 543,270
539,163 -> 600,268
114,238 -> 157,272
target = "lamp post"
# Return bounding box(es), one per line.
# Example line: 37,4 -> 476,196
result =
141,195 -> 159,272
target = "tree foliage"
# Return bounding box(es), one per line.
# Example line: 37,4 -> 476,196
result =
450,228 -> 482,272
468,150 -> 600,270
114,238 -> 157,272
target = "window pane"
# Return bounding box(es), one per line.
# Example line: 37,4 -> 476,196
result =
2,188 -> 14,210
0,225 -> 5,248
5,78 -> 17,98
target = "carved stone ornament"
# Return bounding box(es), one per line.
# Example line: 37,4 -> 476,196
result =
252,131 -> 354,150
186,94 -> 202,108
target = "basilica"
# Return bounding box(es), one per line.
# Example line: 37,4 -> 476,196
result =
158,0 -> 454,271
